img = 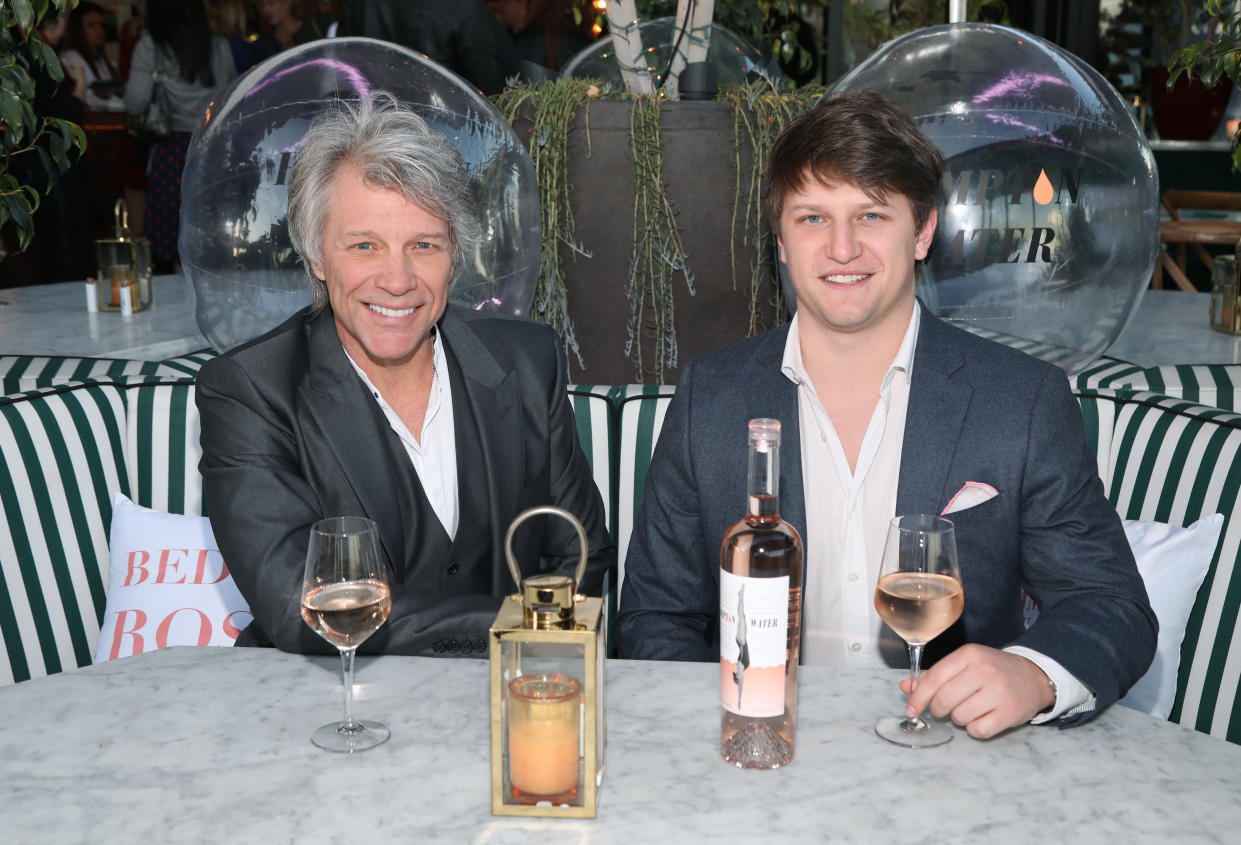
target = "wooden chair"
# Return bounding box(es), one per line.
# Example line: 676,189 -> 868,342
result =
1153,190 -> 1241,291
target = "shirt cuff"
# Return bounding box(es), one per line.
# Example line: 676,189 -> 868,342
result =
1004,646 -> 1096,723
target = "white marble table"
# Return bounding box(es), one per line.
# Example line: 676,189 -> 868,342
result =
1,647 -> 1238,844
0,276 -> 207,360
1106,290 -> 1241,367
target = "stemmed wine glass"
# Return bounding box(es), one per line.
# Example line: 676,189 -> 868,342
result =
873,514 -> 964,748
301,516 -> 393,753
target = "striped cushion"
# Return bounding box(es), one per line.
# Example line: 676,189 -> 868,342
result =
1089,389 -> 1241,743
0,355 -> 162,395
1141,365 -> 1241,411
1072,359 -> 1145,393
0,383 -> 129,684
123,380 -> 204,518
568,385 -> 616,537
155,349 -> 218,379
615,386 -> 676,593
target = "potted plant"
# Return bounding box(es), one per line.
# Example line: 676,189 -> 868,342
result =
1148,0 -> 1233,141
1169,0 -> 1241,163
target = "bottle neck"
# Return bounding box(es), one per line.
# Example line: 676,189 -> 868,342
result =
746,439 -> 780,520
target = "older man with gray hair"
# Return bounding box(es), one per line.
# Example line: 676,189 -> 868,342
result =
197,91 -> 612,657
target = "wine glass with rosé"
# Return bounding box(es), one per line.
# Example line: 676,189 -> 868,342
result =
873,514 -> 964,748
301,516 -> 393,753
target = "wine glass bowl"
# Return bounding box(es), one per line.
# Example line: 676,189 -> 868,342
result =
873,514 -> 963,748
301,516 -> 393,753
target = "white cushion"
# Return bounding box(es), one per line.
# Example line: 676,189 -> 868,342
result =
93,493 -> 252,663
1118,514 -> 1224,719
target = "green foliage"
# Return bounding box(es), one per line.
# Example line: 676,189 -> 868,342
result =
495,78 -> 600,369
1166,0 -> 1241,170
1,0 -> 86,253
633,0 -> 829,79
495,79 -> 825,381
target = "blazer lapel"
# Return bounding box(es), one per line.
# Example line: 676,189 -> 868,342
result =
896,306 -> 972,516
438,309 -> 522,561
298,309 -> 406,570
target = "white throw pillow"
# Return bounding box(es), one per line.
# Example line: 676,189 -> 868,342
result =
1118,514 -> 1223,719
93,493 -> 252,663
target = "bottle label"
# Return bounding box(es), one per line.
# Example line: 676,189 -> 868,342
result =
720,569 -> 788,717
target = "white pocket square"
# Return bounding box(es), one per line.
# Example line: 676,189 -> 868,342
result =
942,481 -> 999,515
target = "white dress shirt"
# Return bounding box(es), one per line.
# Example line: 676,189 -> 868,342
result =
781,309 -> 1092,722
345,330 -> 459,539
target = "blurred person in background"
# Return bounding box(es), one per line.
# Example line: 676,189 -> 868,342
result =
491,0 -> 587,71
61,1 -> 125,112
116,2 -> 149,238
206,0 -> 266,72
125,0 -> 236,271
256,0 -> 335,55
340,0 -> 516,95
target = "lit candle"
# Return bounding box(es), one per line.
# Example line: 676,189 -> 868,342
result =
507,674 -> 581,800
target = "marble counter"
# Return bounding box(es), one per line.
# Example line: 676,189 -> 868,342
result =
1,647 -> 1237,844
0,276 -> 207,360
1106,290 -> 1241,367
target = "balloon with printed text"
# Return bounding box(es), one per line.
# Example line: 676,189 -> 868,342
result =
829,23 -> 1158,375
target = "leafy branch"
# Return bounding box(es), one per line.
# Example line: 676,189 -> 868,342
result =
1,0 -> 87,252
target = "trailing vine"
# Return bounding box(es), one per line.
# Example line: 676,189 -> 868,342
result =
495,78 -> 601,369
718,81 -> 826,334
625,94 -> 695,380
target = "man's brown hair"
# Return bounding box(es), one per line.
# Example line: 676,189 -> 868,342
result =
765,90 -> 944,235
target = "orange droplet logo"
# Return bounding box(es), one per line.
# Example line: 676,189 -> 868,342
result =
1032,169 -> 1055,205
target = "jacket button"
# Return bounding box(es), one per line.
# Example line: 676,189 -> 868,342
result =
447,639 -> 458,653
461,640 -> 474,654
433,640 -> 444,654
475,639 -> 486,653
447,563 -> 460,574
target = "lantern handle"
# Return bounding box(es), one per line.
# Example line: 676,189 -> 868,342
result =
113,199 -> 130,239
503,505 -> 589,593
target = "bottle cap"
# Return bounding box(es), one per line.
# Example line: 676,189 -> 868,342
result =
748,418 -> 781,449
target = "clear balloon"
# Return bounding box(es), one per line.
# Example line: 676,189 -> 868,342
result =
180,38 -> 539,352
830,23 -> 1158,375
561,17 -> 782,89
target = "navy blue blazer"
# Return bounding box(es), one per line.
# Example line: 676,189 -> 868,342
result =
197,305 -> 614,656
615,305 -> 1157,720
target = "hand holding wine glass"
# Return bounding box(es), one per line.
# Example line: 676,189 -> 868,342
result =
873,514 -> 963,748
301,516 -> 393,752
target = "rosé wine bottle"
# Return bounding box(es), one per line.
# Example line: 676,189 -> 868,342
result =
719,418 -> 803,768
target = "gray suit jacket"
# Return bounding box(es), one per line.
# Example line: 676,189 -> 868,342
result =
196,305 -> 614,656
615,305 -> 1156,720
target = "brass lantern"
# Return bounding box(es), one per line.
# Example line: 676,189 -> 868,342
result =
95,200 -> 153,313
489,506 -> 605,818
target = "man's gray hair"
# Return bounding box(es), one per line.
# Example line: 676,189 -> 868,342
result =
287,90 -> 482,312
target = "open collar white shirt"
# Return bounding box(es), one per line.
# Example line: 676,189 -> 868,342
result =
344,330 -> 459,539
782,308 -> 918,667
780,308 -> 1090,721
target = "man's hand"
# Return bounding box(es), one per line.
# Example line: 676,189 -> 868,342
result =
900,643 -> 1056,739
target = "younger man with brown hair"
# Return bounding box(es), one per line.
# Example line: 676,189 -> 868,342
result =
615,90 -> 1156,738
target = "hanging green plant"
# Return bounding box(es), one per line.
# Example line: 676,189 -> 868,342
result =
625,93 -> 695,378
718,80 -> 825,334
495,79 -> 825,382
495,77 -> 601,368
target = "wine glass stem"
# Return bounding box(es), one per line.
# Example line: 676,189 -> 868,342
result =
339,647 -> 358,730
907,642 -> 925,719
